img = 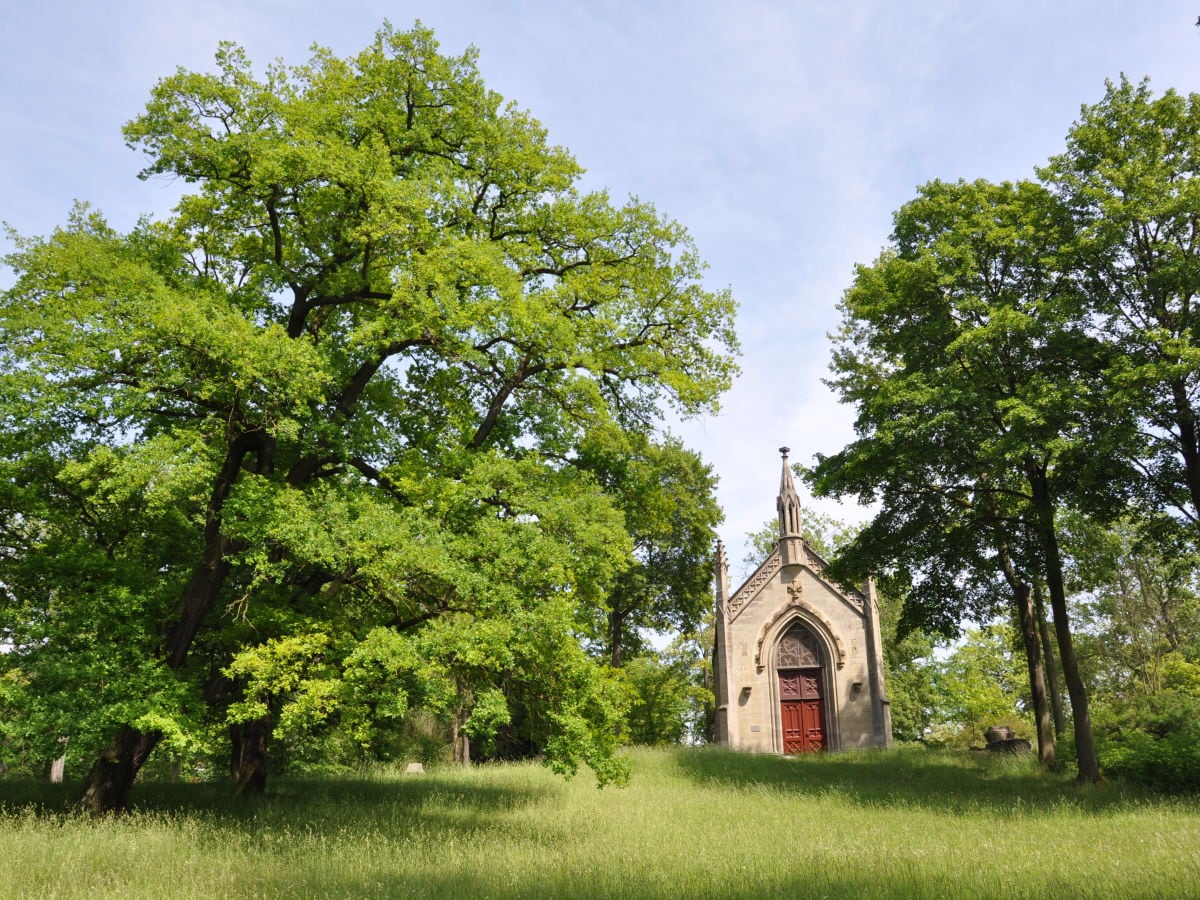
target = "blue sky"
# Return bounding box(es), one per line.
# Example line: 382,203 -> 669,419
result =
3,1 -> 1199,571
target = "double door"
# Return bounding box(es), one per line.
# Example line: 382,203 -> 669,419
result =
779,668 -> 825,753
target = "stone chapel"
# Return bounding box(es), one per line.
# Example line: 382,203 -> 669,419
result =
713,449 -> 892,753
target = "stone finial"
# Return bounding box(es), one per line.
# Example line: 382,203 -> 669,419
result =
776,447 -> 802,538
714,539 -> 730,606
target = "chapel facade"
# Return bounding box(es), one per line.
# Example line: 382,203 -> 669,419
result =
713,449 -> 892,753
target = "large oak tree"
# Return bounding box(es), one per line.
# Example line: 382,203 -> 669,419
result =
0,24 -> 737,811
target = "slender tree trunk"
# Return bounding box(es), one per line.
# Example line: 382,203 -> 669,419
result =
702,633 -> 716,745
608,606 -> 626,669
1025,458 -> 1101,783
231,716 -> 272,796
1013,580 -> 1055,769
1033,581 -> 1065,738
992,532 -> 1054,769
1168,375 -> 1200,531
49,736 -> 69,784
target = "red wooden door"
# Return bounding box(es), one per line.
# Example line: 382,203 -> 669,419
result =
779,669 -> 825,753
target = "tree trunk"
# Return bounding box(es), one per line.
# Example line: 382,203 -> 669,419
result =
609,606 -> 625,668
78,725 -> 162,813
451,710 -> 471,765
1168,375 -> 1200,532
1012,580 -> 1055,769
49,736 -> 69,784
164,542 -> 235,669
78,434 -> 262,812
231,716 -> 272,796
164,433 -> 263,668
702,634 -> 716,745
1025,458 -> 1101,783
991,529 -> 1054,769
1033,581 -> 1066,738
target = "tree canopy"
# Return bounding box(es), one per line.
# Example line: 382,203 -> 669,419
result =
0,23 -> 737,810
809,79 -> 1200,783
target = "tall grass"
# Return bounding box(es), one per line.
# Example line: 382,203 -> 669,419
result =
2,747 -> 1198,898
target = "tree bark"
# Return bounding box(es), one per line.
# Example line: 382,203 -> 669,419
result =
609,606 -> 626,668
451,710 -> 471,765
1013,580 -> 1055,769
78,725 -> 162,813
1033,581 -> 1066,738
231,716 -> 272,796
164,433 -> 262,668
992,532 -> 1054,769
1168,375 -> 1200,531
702,632 -> 716,745
1025,458 -> 1101,783
78,433 -> 262,812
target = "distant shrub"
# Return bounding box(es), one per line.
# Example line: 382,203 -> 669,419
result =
1095,691 -> 1200,792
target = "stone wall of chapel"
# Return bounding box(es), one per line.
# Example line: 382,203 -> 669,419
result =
723,564 -> 876,753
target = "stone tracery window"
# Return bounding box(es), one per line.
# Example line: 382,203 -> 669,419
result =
777,622 -> 820,668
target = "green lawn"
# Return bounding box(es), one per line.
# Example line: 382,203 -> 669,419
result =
1,747 -> 1198,898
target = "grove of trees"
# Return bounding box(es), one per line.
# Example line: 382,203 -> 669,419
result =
5,26 -> 1199,804
0,24 -> 737,811
809,76 -> 1200,786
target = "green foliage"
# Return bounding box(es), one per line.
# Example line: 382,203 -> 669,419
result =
810,175 -> 1115,632
1060,512 -> 1200,789
463,689 -> 511,755
224,633 -> 341,738
929,626 -> 1032,747
1095,684 -> 1200,791
1063,513 -> 1200,696
877,582 -> 940,743
0,22 -> 736,801
1041,77 -> 1200,535
620,647 -> 711,746
212,595 -> 632,783
575,430 -> 723,666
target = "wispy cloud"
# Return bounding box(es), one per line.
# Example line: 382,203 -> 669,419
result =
3,0 -> 1197,566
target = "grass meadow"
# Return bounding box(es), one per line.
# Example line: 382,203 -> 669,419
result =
1,746 -> 1198,899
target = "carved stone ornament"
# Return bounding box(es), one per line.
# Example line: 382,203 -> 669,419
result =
755,602 -> 846,671
728,552 -> 782,621
804,548 -> 866,613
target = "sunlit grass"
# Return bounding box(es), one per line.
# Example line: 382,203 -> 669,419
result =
2,747 -> 1198,898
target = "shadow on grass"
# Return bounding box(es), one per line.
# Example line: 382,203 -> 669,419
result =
670,745 -> 1156,815
0,767 -> 558,838
3,752 -> 1197,898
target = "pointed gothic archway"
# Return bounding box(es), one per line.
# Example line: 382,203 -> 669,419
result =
775,621 -> 829,753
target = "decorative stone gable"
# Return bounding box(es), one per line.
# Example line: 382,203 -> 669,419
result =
713,449 -> 892,753
727,553 -> 781,619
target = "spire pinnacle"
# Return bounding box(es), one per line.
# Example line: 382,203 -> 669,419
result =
777,447 -> 802,538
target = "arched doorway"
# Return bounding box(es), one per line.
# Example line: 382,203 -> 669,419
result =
777,622 -> 826,753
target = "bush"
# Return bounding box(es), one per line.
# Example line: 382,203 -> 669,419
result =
1095,691 -> 1200,792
